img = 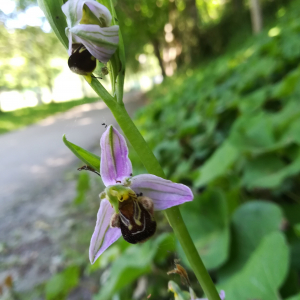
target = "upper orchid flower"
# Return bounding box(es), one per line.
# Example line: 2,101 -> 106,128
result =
62,0 -> 119,75
89,125 -> 193,264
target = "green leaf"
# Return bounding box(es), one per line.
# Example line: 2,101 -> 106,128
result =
63,135 -> 100,171
229,112 -> 275,154
94,233 -> 173,300
286,294 -> 300,300
219,201 -> 284,280
272,68 -> 300,98
194,141 -> 239,188
178,189 -> 230,270
219,232 -> 289,300
242,151 -> 300,189
37,0 -> 68,49
45,265 -> 80,300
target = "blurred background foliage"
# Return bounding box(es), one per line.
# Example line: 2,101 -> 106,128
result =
1,0 -> 300,299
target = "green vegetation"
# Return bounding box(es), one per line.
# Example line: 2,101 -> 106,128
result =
130,1 -> 300,299
0,97 -> 98,134
4,0 -> 300,299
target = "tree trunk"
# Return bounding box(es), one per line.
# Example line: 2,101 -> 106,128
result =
152,39 -> 166,78
187,0 -> 201,26
250,0 -> 263,34
232,0 -> 244,12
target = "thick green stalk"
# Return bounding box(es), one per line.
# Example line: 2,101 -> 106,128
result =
89,85 -> 221,300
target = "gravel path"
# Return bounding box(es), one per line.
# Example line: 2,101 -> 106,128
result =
0,92 -> 145,294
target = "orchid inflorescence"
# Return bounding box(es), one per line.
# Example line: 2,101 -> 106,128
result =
62,0 -> 119,76
60,0 -> 194,267
36,0 -> 225,298
89,125 -> 193,264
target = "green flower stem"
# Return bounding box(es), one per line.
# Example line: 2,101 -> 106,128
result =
90,82 -> 220,300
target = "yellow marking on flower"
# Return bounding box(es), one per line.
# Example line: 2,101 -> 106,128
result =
133,199 -> 142,225
80,4 -> 105,27
107,185 -> 136,203
84,74 -> 92,83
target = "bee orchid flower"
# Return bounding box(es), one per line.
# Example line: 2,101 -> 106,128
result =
89,125 -> 194,264
62,0 -> 119,74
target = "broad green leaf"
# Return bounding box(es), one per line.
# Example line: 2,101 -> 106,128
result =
272,68 -> 300,98
219,232 -> 289,300
229,112 -> 275,154
94,233 -> 174,300
280,269 -> 300,299
194,142 -> 239,188
287,294 -> 300,300
219,201 -> 284,280
242,151 -> 300,189
45,265 -> 80,300
63,135 -> 100,171
178,189 -> 229,270
242,154 -> 285,189
37,0 -> 68,49
238,87 -> 269,113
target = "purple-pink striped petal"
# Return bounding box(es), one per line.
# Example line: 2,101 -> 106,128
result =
70,24 -> 119,63
130,174 -> 193,211
100,125 -> 132,187
89,199 -> 121,264
62,0 -> 112,28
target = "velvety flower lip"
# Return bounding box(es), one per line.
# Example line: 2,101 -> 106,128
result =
62,0 -> 119,63
89,125 -> 194,264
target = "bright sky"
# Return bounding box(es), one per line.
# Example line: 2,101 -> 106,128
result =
0,0 -> 51,31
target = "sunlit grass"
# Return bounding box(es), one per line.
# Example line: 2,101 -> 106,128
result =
0,97 -> 98,135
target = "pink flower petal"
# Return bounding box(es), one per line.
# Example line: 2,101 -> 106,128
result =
100,125 -> 132,187
70,24 -> 119,63
89,199 -> 121,264
84,0 -> 112,26
130,174 -> 193,211
62,0 -> 86,27
62,0 -> 112,28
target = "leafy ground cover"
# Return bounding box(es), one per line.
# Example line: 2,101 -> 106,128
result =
131,1 -> 300,299
0,97 -> 98,134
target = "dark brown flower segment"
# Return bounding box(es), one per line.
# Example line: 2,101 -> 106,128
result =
68,43 -> 96,75
118,196 -> 157,244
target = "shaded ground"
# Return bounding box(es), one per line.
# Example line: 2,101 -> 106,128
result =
0,92 -> 145,297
